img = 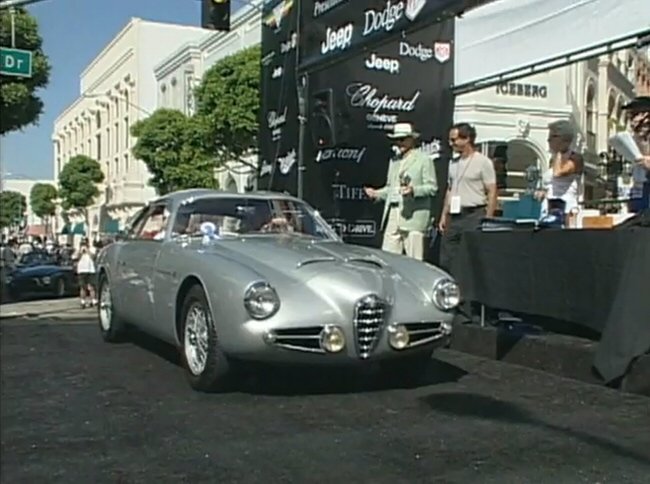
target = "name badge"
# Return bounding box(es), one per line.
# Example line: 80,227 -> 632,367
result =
450,195 -> 462,215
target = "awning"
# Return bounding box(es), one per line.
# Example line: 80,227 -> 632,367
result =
26,225 -> 46,237
72,223 -> 86,235
60,224 -> 71,235
455,0 -> 650,91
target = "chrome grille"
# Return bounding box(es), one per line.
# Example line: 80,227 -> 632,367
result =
353,294 -> 386,359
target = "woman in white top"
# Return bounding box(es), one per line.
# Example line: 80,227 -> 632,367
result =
76,241 -> 97,308
536,120 -> 583,216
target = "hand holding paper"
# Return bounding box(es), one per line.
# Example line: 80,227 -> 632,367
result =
608,132 -> 643,163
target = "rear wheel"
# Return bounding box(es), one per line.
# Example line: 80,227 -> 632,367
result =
97,275 -> 126,343
180,285 -> 231,392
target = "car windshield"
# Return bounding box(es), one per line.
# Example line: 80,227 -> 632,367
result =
171,197 -> 338,240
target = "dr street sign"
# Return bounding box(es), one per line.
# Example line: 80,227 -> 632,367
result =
0,47 -> 32,77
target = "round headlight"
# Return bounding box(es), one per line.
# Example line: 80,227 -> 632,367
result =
432,279 -> 461,311
244,282 -> 280,320
320,325 -> 346,353
387,323 -> 410,350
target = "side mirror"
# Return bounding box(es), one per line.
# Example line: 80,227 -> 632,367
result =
114,230 -> 128,241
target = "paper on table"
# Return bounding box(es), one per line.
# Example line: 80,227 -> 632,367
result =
608,132 -> 642,162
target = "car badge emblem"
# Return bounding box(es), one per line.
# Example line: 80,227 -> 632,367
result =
434,41 -> 451,63
405,0 -> 426,21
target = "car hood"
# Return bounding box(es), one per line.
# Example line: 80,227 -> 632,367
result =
12,265 -> 64,278
211,236 -> 435,305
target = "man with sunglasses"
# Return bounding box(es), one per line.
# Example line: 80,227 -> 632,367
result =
439,122 -> 497,275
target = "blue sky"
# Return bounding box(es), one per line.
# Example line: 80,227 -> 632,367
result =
1,0 -> 247,181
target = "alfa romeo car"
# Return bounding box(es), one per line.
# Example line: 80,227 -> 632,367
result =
95,189 -> 460,392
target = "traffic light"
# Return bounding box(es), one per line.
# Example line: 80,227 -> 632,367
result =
202,0 -> 230,31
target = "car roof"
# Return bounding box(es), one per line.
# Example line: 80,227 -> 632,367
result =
150,189 -> 304,208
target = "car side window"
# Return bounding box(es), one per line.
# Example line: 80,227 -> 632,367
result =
133,204 -> 170,241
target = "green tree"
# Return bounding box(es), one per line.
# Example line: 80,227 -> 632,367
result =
131,108 -> 217,195
58,155 -> 104,228
194,45 -> 260,167
0,8 -> 51,135
0,190 -> 27,230
29,182 -> 57,232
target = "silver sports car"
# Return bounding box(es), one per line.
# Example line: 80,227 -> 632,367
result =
96,189 -> 460,392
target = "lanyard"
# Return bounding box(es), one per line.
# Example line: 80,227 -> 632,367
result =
452,153 -> 475,195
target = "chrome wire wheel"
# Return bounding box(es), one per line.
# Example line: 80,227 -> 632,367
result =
184,303 -> 210,376
99,282 -> 112,331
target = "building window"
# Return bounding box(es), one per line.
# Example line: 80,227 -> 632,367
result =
115,156 -> 120,177
106,128 -> 111,157
56,157 -> 61,176
96,134 -> 101,160
96,112 -> 101,129
124,153 -> 129,173
115,122 -> 119,152
124,116 -> 129,147
585,82 -> 596,152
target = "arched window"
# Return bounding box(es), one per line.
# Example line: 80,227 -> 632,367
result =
585,81 -> 596,152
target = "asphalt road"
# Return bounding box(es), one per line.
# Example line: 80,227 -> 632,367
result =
1,319 -> 649,484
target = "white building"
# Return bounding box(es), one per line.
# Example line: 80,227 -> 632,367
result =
455,48 -> 645,199
52,18 -> 209,236
154,2 -> 262,193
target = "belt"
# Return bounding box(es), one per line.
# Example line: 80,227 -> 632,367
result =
388,202 -> 400,208
451,205 -> 486,216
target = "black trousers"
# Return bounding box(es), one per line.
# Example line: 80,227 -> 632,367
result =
439,206 -> 486,278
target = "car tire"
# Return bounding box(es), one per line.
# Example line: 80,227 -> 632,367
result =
97,274 -> 127,343
379,353 -> 431,387
180,285 -> 231,393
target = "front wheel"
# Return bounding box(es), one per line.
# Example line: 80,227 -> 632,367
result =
97,275 -> 126,343
180,285 -> 231,392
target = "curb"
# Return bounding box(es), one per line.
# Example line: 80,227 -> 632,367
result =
449,323 -> 650,397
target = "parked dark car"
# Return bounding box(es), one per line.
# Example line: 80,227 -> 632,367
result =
5,251 -> 79,301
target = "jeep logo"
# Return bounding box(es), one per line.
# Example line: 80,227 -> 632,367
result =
399,41 -> 433,62
365,53 -> 400,74
321,23 -> 354,55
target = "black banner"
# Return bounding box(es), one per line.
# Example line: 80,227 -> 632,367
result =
258,0 -> 455,252
258,0 -> 300,194
301,21 -> 455,247
299,0 -> 464,70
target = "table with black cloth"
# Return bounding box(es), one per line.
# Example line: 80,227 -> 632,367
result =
454,227 -> 650,383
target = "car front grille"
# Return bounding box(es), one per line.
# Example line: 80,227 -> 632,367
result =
353,294 -> 386,359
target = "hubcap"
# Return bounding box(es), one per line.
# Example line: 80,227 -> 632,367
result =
99,283 -> 112,331
184,303 -> 209,376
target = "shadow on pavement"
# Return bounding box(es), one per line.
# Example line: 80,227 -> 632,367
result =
420,392 -> 650,466
127,328 -> 468,395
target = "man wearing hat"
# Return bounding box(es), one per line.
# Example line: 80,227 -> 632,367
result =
364,122 -> 437,261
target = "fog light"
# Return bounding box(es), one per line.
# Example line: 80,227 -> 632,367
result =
320,325 -> 345,353
388,324 -> 410,350
441,320 -> 453,335
263,331 -> 276,344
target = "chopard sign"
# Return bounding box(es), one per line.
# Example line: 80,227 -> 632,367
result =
267,108 -> 287,130
313,0 -> 348,17
346,83 -> 420,114
362,0 -> 426,37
